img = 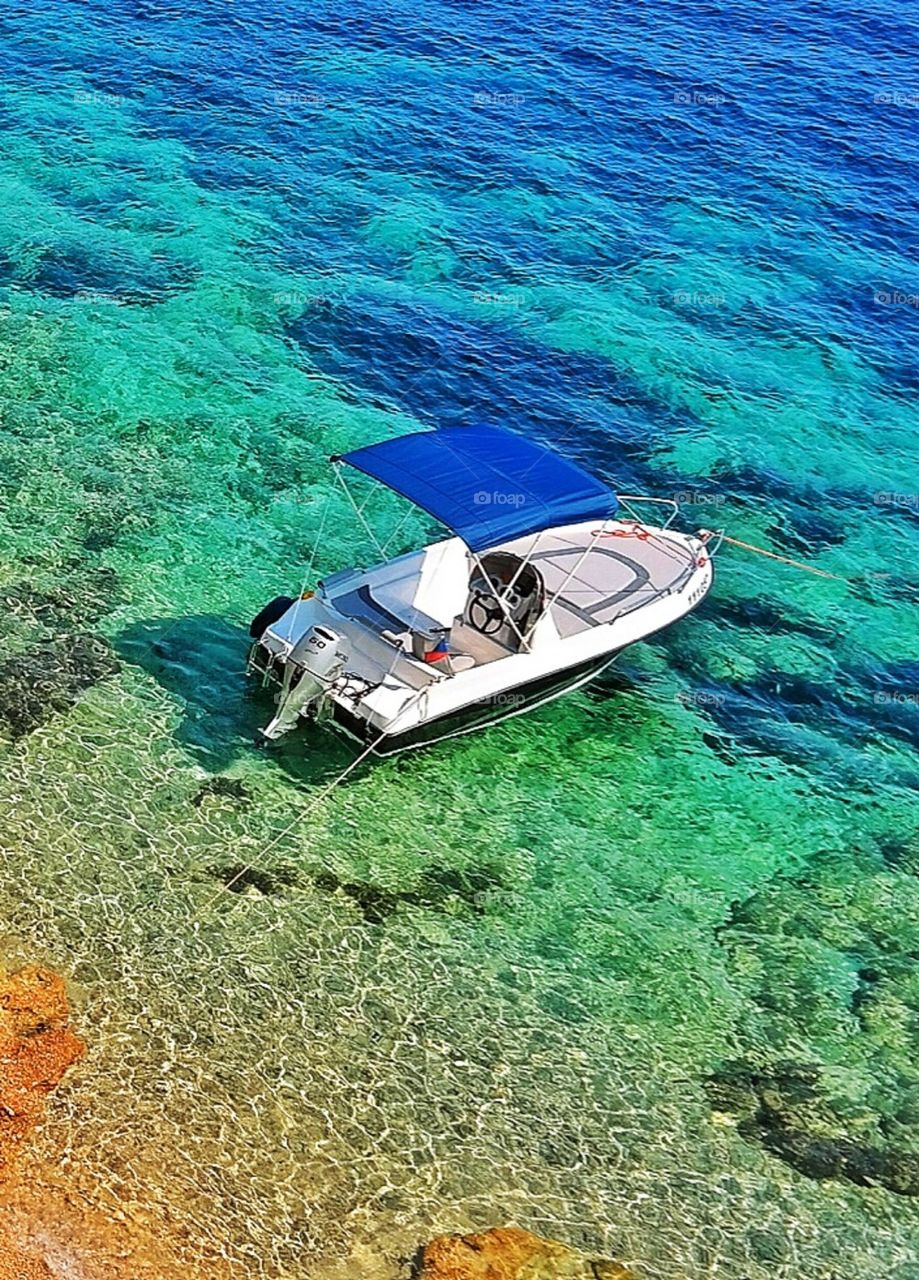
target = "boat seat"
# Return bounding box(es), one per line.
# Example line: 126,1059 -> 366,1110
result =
332,584 -> 447,637
449,619 -> 514,667
447,653 -> 476,674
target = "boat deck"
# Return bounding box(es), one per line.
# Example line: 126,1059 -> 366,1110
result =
504,526 -> 698,638
319,522 -> 700,685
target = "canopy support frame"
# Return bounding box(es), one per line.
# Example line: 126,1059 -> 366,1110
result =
333,462 -> 388,561
523,519 -> 614,644
467,549 -> 533,654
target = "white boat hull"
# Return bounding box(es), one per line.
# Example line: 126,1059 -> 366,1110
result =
248,517 -> 714,754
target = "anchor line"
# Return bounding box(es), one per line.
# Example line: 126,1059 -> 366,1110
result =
715,533 -> 848,581
157,675 -> 432,943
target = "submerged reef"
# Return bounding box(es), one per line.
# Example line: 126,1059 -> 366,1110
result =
706,1060 -> 919,1196
711,843 -> 919,1196
0,632 -> 119,739
412,1227 -> 637,1280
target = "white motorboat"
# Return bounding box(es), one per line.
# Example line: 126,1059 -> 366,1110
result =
247,425 -> 716,754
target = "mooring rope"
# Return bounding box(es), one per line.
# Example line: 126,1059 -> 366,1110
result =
188,664 -> 431,925
718,534 -> 848,581
212,721 -> 394,900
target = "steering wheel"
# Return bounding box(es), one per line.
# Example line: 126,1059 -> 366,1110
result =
468,589 -> 506,636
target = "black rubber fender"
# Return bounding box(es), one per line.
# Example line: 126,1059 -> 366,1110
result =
249,595 -> 296,638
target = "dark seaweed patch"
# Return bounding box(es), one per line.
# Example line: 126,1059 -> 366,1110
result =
2,567 -> 121,632
582,663 -> 644,703
702,593 -> 836,643
712,850 -> 919,1195
82,528 -> 120,553
701,729 -> 739,766
749,1123 -> 919,1195
705,1059 -> 822,1115
849,570 -> 919,607
193,776 -> 252,807
706,1060 -> 919,1195
0,632 -> 120,738
313,874 -> 401,923
702,460 -> 858,532
27,242 -> 198,305
416,860 -> 505,910
849,967 -> 880,1020
289,295 -> 673,485
312,860 -> 507,924
877,658 -> 919,688
764,509 -> 849,555
207,863 -> 298,896
684,664 -> 919,781
875,834 -> 919,875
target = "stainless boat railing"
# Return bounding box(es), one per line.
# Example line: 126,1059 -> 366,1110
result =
615,493 -> 681,528
617,493 -> 726,555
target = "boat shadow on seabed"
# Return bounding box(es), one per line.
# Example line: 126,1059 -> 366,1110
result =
115,615 -> 360,787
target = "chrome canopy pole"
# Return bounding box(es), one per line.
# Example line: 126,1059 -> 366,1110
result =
468,547 -> 532,653
333,463 -> 388,560
379,502 -> 417,557
524,520 -> 611,643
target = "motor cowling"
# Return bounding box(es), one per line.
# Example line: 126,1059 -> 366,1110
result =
288,625 -> 345,680
260,625 -> 348,742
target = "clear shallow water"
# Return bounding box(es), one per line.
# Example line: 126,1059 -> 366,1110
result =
0,1 -> 917,1276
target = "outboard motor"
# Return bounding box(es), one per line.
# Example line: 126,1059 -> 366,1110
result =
260,625 -> 347,742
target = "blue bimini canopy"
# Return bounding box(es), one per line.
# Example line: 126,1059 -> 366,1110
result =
337,425 -> 617,553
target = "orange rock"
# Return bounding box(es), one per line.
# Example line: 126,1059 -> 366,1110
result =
0,966 -> 71,1036
0,1230 -> 55,1280
414,1226 -> 638,1280
0,965 -> 232,1280
0,966 -> 85,1180
0,965 -> 85,1280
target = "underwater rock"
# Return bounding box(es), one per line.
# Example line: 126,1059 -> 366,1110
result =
0,1243 -> 55,1280
0,965 -> 85,1175
706,1060 -> 919,1196
0,632 -> 120,738
193,776 -> 252,807
412,1226 -> 637,1280
747,1119 -> 919,1195
0,967 -> 220,1278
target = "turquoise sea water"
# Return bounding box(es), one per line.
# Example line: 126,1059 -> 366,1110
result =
0,1 -> 917,1276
